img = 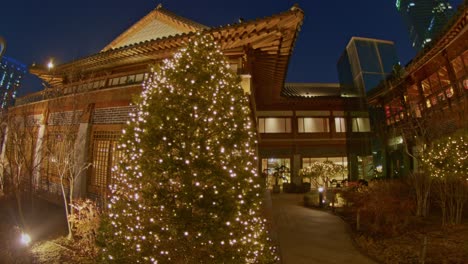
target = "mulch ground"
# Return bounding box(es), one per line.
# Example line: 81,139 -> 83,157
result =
0,195 -> 91,263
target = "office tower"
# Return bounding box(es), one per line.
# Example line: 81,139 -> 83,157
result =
337,37 -> 399,97
396,0 -> 454,51
0,56 -> 27,109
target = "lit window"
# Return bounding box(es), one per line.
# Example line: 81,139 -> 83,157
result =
258,118 -> 291,133
298,117 -> 329,133
119,76 -> 127,85
334,117 -> 346,133
351,117 -> 371,132
135,73 -> 145,82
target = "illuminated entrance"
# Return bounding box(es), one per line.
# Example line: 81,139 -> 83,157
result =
261,158 -> 291,189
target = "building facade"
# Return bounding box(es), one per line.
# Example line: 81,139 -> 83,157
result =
396,0 -> 454,51
7,6 -> 346,202
337,37 -> 400,179
338,37 -> 400,97
0,56 -> 26,109
367,3 -> 468,177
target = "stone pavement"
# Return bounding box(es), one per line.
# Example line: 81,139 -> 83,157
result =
268,193 -> 376,264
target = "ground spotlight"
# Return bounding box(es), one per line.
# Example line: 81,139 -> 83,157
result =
20,233 -> 31,246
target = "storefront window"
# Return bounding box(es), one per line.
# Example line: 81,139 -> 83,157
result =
261,158 -> 291,189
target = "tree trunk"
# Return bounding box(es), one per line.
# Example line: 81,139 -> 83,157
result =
14,189 -> 27,229
356,208 -> 361,231
61,177 -> 73,239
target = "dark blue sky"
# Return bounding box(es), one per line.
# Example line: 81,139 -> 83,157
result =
1,0 -> 464,96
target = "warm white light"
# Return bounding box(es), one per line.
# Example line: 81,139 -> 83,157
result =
47,60 -> 54,70
20,233 -> 31,245
318,187 -> 324,193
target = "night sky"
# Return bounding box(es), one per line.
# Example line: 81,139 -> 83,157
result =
1,0 -> 464,96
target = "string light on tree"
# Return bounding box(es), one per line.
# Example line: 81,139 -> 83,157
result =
102,32 -> 278,263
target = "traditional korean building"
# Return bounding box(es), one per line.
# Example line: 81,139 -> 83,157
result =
5,5 -> 366,201
367,3 -> 468,177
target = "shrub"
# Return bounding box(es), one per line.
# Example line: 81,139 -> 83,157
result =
341,180 -> 415,236
69,199 -> 100,257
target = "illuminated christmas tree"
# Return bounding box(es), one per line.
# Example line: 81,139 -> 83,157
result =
102,32 -> 277,263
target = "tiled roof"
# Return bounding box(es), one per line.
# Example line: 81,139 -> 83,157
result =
30,6 -> 304,97
102,5 -> 208,52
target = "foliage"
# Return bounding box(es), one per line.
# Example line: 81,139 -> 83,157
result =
341,180 -> 415,236
69,199 -> 100,257
101,33 -> 277,263
421,134 -> 468,225
299,160 -> 344,189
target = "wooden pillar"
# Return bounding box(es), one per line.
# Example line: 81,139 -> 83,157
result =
73,103 -> 94,198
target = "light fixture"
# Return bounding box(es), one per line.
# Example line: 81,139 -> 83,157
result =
20,233 -> 31,246
47,59 -> 54,70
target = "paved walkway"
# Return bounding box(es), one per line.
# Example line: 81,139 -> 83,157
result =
269,193 -> 376,264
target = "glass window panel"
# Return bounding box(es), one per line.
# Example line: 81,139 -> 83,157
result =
363,73 -> 385,92
451,56 -> 465,79
355,41 -> 381,73
258,118 -> 291,133
377,43 -> 399,73
446,86 -> 454,98
298,118 -> 329,133
348,43 -> 360,78
92,81 -> 99,89
127,75 -> 136,83
406,84 -> 420,101
421,79 -> 431,97
258,119 -> 265,133
119,76 -> 127,84
437,92 -> 445,102
463,50 -> 468,72
261,158 -> 291,189
110,78 -> 119,86
429,72 -> 441,91
337,52 -> 355,94
334,117 -> 346,132
437,67 -> 450,87
135,73 -> 144,82
352,117 -> 371,132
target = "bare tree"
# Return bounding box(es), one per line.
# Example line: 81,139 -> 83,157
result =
48,124 -> 91,239
2,109 -> 43,228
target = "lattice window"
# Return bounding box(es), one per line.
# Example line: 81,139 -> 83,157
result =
90,131 -> 122,192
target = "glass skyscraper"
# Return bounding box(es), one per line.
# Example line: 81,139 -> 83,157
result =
396,0 -> 454,51
337,37 -> 399,97
0,56 -> 27,109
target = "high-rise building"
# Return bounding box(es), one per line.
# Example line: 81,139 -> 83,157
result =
396,0 -> 454,51
337,37 -> 399,97
0,56 -> 27,109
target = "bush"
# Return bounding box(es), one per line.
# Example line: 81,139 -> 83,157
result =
341,180 -> 415,236
69,199 -> 100,258
304,192 -> 320,207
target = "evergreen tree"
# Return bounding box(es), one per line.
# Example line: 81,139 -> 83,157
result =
102,33 -> 277,263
